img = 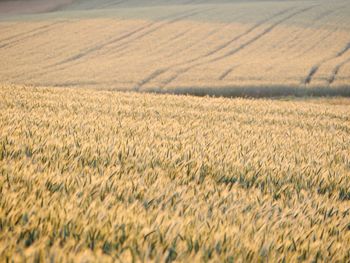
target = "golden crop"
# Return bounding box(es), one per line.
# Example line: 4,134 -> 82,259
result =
0,85 -> 349,262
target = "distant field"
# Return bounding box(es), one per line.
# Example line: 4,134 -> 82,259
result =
0,0 -> 349,96
0,0 -> 75,15
1,85 -> 350,261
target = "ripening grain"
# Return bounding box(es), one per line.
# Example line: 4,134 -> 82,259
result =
0,85 -> 349,262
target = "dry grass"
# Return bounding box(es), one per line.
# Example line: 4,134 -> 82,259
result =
0,0 -> 349,97
0,85 -> 349,262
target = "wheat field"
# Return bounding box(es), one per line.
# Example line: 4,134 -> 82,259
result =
0,0 -> 349,96
0,85 -> 349,262
1,0 -> 350,262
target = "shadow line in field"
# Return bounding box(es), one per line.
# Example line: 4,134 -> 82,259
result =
14,81 -> 350,98
135,85 -> 350,98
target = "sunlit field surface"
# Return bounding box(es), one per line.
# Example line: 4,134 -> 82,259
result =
1,0 -> 350,262
0,0 -> 349,96
0,85 -> 349,261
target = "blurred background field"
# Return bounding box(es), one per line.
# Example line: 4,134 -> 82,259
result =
0,0 -> 349,97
